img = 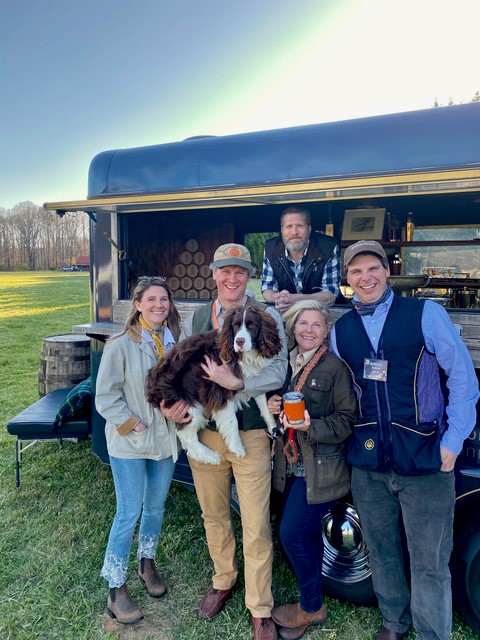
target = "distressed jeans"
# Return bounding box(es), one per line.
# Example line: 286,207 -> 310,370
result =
351,466 -> 455,640
101,455 -> 175,588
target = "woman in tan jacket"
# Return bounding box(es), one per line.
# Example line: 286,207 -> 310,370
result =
96,276 -> 181,624
268,300 -> 357,640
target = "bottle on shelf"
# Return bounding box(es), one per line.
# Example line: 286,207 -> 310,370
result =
386,211 -> 400,241
325,207 -> 334,236
405,212 -> 415,242
391,253 -> 402,276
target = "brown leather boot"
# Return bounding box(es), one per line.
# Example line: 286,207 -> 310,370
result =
272,602 -> 327,629
253,616 -> 278,640
138,557 -> 167,598
107,584 -> 143,624
198,586 -> 236,620
277,624 -> 310,640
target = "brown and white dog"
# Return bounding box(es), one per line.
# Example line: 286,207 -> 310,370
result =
146,305 -> 282,464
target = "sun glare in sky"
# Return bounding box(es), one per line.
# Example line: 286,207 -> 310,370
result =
1,0 -> 479,209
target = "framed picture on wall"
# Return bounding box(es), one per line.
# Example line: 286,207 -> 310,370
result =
341,208 -> 386,241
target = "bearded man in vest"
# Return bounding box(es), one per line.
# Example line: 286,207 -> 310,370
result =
262,207 -> 340,313
162,243 -> 287,640
330,240 -> 479,640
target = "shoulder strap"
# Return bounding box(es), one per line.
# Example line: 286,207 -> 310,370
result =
294,344 -> 328,392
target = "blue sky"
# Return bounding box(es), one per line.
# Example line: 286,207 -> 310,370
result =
1,0 -> 479,209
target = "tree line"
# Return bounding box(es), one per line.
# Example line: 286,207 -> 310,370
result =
0,202 -> 88,271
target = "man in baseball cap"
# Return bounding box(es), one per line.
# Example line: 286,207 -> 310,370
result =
342,239 -> 389,273
210,242 -> 256,276
162,241 -> 287,639
330,241 -> 479,640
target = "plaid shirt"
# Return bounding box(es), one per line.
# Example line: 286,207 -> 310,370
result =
261,243 -> 340,297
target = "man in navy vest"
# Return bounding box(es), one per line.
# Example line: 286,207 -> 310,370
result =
330,240 -> 479,640
261,207 -> 340,313
162,243 -> 287,640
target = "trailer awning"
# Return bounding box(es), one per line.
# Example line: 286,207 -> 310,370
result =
44,103 -> 480,215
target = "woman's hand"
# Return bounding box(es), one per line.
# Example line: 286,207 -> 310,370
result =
160,399 -> 192,424
267,394 -> 282,415
280,409 -> 311,432
201,355 -> 244,390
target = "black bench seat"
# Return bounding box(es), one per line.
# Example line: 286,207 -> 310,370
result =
7,388 -> 91,488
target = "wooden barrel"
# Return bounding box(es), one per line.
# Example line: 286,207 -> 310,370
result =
205,277 -> 216,290
173,264 -> 187,277
179,251 -> 193,265
194,276 -> 205,290
185,239 -> 199,252
193,251 -> 206,265
186,264 -> 199,277
181,276 -> 193,290
38,334 -> 91,397
167,276 -> 180,290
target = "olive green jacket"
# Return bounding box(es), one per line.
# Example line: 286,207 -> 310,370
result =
272,350 -> 357,504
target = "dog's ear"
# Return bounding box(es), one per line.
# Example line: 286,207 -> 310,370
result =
257,310 -> 282,358
146,361 -> 165,405
218,311 -> 236,362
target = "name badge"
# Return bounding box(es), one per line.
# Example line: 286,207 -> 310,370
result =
364,358 -> 388,382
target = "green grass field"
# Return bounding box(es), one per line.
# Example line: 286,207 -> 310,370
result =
0,272 -> 477,640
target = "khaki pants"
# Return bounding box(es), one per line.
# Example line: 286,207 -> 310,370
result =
189,428 -> 273,618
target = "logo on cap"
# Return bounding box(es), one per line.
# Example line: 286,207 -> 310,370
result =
229,247 -> 241,257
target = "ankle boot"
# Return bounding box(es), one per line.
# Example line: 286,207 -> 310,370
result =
107,584 -> 143,624
138,557 -> 167,598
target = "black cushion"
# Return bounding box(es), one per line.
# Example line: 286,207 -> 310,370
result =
7,388 -> 91,439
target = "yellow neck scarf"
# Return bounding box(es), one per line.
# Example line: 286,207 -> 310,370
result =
138,314 -> 167,360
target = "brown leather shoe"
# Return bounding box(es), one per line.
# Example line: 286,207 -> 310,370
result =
107,584 -> 143,625
253,616 -> 278,640
138,557 -> 167,598
272,602 -> 327,629
277,624 -> 309,640
376,626 -> 409,640
198,586 -> 235,620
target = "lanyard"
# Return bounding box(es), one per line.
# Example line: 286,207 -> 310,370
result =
211,297 -> 248,330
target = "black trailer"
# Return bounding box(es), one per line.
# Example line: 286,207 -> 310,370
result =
44,102 -> 480,632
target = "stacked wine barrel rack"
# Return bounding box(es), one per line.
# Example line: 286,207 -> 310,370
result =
167,239 -> 216,299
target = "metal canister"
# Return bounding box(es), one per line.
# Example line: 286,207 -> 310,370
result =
282,392 -> 306,424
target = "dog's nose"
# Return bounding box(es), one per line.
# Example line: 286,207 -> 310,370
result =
236,337 -> 245,348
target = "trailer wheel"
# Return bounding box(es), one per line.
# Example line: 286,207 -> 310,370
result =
451,514 -> 480,634
321,501 -> 377,606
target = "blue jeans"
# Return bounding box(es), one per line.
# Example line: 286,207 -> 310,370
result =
278,476 -> 335,613
351,466 -> 455,640
101,455 -> 175,588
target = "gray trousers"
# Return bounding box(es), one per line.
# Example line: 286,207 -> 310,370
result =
351,466 -> 455,640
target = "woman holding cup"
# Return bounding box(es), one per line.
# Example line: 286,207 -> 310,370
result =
268,300 -> 357,640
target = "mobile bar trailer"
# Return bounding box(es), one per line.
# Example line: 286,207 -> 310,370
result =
44,102 -> 480,632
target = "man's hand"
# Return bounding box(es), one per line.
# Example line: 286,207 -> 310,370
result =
268,394 -> 282,415
273,290 -> 335,313
160,399 -> 192,424
440,445 -> 458,472
201,355 -> 244,390
274,290 -> 296,313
